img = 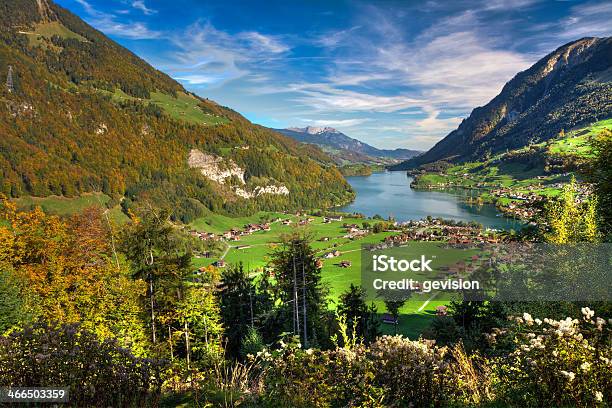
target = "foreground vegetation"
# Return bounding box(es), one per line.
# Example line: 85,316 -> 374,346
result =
0,132 -> 610,406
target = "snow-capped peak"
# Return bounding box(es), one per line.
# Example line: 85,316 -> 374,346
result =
287,126 -> 340,135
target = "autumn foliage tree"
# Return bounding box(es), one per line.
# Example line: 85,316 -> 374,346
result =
0,196 -> 148,353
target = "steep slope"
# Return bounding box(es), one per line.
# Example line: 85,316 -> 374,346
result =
0,0 -> 352,221
277,126 -> 421,161
393,37 -> 612,170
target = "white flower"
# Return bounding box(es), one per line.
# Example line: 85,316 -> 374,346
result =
560,370 -> 575,381
535,318 -> 542,325
595,391 -> 603,402
596,317 -> 605,330
523,313 -> 534,325
580,362 -> 591,371
581,307 -> 594,319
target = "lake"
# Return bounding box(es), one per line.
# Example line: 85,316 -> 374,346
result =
337,171 -> 522,230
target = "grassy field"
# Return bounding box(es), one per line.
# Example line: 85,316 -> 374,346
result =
150,92 -> 229,126
191,213 -> 478,338
415,119 -> 610,194
20,21 -> 87,47
110,89 -> 228,126
13,193 -> 129,223
413,119 -> 611,209
548,118 -> 611,158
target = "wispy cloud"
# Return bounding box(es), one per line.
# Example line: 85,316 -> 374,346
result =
298,118 -> 370,127
166,21 -> 291,88
557,1 -> 612,40
131,0 -> 157,16
285,83 -> 422,113
74,0 -> 160,39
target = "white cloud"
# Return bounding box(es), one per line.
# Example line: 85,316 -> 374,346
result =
75,0 -> 160,39
238,32 -> 290,54
299,118 -> 370,127
131,0 -> 157,16
286,83 -> 422,113
557,1 -> 612,40
166,22 -> 290,88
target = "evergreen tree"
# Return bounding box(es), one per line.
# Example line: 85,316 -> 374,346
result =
338,284 -> 381,343
590,129 -> 612,239
271,232 -> 327,348
121,209 -> 192,347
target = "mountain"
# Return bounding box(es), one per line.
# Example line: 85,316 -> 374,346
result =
0,0 -> 353,221
392,37 -> 612,170
277,126 -> 421,162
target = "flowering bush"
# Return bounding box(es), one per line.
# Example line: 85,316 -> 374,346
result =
368,336 -> 451,407
492,308 -> 611,407
259,336 -> 384,407
0,321 -> 164,407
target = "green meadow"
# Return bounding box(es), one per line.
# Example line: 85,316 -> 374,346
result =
13,193 -> 129,224
110,89 -> 228,126
191,213 -> 479,338
21,21 -> 87,47
415,119 -> 611,194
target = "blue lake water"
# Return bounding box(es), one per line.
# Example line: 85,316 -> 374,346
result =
337,171 -> 522,230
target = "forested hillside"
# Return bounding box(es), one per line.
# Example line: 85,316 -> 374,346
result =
0,0 -> 352,221
393,37 -> 612,170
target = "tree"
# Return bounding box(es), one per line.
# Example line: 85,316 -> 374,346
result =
543,177 -> 599,243
271,232 -> 327,348
379,289 -> 409,335
121,208 -> 192,347
0,198 -> 148,353
175,286 -> 224,368
338,284 -> 380,343
590,129 -> 612,239
219,263 -> 256,357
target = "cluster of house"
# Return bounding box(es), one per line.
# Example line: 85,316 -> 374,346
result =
221,223 -> 272,241
323,215 -> 343,223
190,230 -> 218,241
280,217 -> 315,226
342,223 -> 368,239
383,224 -> 503,246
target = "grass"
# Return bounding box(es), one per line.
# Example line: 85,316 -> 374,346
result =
191,212 -> 478,338
548,118 -> 611,158
150,92 -> 229,126
20,21 -> 87,48
13,193 -> 129,223
109,89 -> 228,126
415,119 -> 611,197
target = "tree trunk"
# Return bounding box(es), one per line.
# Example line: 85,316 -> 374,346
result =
150,277 -> 156,344
301,247 -> 308,348
184,321 -> 191,370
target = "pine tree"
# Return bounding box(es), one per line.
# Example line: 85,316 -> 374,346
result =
338,284 -> 380,343
271,232 -> 327,348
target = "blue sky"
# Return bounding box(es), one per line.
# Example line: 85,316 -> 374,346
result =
56,0 -> 612,150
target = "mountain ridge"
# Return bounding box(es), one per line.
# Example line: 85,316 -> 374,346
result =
392,36 -> 612,170
0,0 -> 353,221
277,126 -> 421,162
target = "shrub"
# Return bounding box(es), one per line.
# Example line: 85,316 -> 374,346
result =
368,336 -> 450,407
259,337 -> 384,407
0,321 -> 164,407
492,308 -> 611,407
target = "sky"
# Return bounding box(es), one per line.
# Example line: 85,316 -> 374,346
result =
56,0 -> 612,150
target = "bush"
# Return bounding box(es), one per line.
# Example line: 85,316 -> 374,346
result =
368,336 -> 450,407
259,337 -> 384,407
492,308 -> 611,407
0,321 -> 164,407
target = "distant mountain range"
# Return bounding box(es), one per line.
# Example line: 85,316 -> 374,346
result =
392,36 -> 612,170
276,126 -> 421,163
